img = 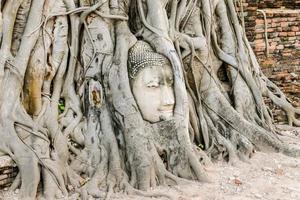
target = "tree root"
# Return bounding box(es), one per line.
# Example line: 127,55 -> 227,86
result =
0,1 -> 299,199
261,75 -> 300,126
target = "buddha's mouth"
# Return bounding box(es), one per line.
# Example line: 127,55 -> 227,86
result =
158,110 -> 173,121
158,110 -> 173,114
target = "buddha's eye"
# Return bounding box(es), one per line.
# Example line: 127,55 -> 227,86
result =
147,84 -> 159,88
167,78 -> 174,86
146,81 -> 159,88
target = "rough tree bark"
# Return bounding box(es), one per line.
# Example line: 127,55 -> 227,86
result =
0,0 -> 299,199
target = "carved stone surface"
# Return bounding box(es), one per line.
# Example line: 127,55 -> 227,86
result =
128,41 -> 174,122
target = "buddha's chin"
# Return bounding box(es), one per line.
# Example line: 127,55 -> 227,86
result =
142,111 -> 173,123
158,111 -> 173,121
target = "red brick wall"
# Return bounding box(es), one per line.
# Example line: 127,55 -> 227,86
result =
257,0 -> 300,9
238,2 -> 300,124
254,9 -> 300,124
254,9 -> 300,67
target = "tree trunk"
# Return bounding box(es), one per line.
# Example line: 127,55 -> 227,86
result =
0,0 -> 298,199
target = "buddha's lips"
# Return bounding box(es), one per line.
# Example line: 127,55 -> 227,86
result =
158,110 -> 173,114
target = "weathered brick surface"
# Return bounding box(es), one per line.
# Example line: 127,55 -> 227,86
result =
257,0 -> 300,9
254,9 -> 300,66
237,1 -> 300,124
254,9 -> 300,123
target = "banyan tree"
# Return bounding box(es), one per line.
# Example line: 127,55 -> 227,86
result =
0,0 -> 299,199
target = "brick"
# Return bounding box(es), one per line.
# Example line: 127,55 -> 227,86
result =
280,22 -> 289,27
269,45 -> 276,51
278,32 -> 288,37
282,52 -> 292,57
255,46 -> 266,52
268,32 -> 279,38
255,34 -> 264,39
255,39 -> 265,44
289,13 -> 299,17
256,19 -> 265,24
271,18 -> 282,23
291,26 -> 299,32
287,17 -> 297,22
272,38 -> 281,42
256,24 -> 265,29
255,28 -> 265,33
289,22 -> 299,26
282,27 -> 291,32
287,32 -> 296,36
277,45 -> 284,50
247,7 -> 258,11
288,36 -> 297,41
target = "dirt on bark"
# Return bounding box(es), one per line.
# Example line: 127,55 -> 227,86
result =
1,126 -> 299,200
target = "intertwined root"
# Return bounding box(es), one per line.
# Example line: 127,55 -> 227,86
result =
261,75 -> 300,126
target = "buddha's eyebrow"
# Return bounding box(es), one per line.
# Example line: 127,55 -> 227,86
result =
145,79 -> 159,85
167,77 -> 173,82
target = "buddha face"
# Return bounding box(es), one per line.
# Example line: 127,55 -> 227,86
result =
130,64 -> 175,123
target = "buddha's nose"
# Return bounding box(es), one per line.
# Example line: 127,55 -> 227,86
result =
161,86 -> 175,107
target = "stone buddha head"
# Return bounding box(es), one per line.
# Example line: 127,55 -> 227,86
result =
128,41 -> 175,123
